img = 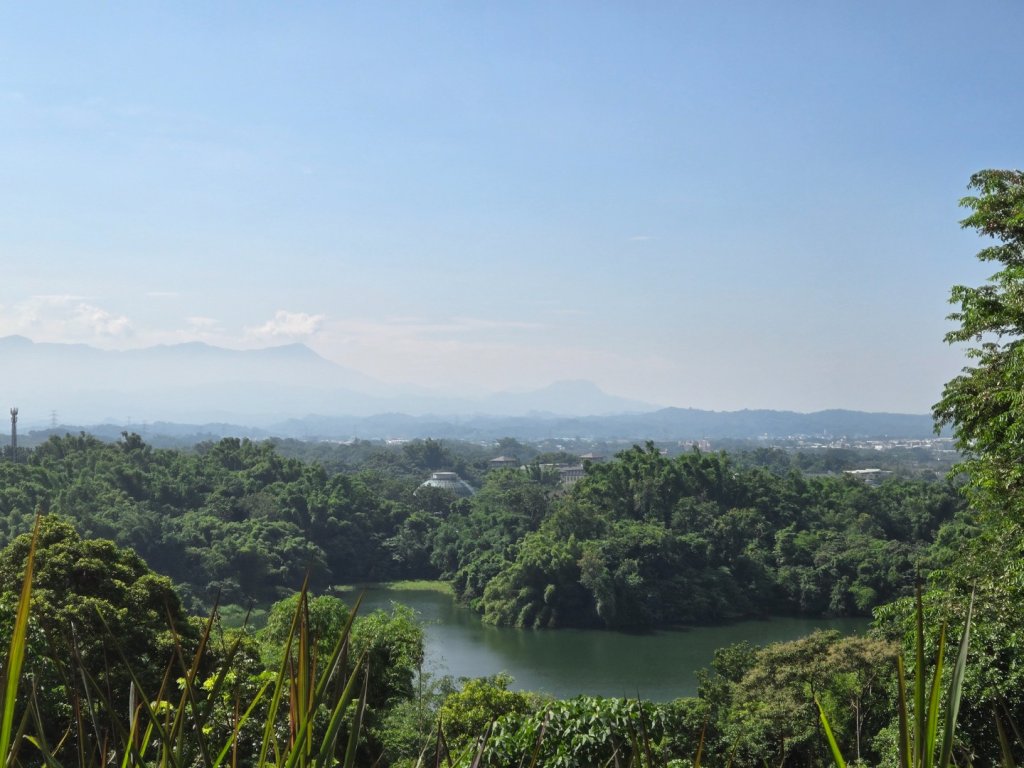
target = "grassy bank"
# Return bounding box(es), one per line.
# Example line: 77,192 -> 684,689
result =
334,579 -> 454,596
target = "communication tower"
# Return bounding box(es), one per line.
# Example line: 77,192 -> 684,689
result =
9,408 -> 17,462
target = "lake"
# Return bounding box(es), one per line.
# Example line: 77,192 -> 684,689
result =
344,587 -> 871,701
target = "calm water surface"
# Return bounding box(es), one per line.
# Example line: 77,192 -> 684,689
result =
346,588 -> 870,701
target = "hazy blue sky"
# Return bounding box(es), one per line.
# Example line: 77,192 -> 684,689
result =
2,2 -> 1020,412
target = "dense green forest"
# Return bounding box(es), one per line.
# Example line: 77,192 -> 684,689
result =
441,444 -> 966,627
0,432 -> 964,628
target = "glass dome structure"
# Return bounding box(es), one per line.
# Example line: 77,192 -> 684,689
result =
416,471 -> 476,498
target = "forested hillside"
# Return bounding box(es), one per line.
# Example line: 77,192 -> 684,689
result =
0,433 -> 966,627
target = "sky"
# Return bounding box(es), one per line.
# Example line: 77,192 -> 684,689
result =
1,2 -> 1021,414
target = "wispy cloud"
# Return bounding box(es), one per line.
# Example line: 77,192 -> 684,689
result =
543,307 -> 587,318
0,295 -> 133,342
245,310 -> 326,342
629,235 -> 655,242
332,315 -> 543,339
185,316 -> 219,331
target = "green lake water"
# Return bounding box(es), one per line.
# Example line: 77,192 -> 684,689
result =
345,587 -> 871,701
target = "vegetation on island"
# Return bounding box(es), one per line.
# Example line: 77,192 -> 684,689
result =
441,446 -> 964,628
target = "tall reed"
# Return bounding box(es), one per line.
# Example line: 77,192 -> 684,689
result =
817,587 -> 973,768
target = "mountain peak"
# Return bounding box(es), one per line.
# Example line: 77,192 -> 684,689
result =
258,342 -> 320,358
484,379 -> 658,416
0,334 -> 35,346
540,379 -> 606,394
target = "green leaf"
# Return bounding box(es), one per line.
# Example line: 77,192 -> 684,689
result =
814,697 -> 846,768
938,592 -> 973,768
0,514 -> 40,763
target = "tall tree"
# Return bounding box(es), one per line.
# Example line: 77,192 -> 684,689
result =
917,169 -> 1024,761
934,169 -> 1024,520
0,516 -> 197,750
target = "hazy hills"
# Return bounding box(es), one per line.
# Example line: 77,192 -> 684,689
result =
0,336 -> 654,424
0,335 -> 380,423
0,336 -> 938,440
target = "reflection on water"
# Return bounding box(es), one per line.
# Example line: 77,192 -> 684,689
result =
343,587 -> 870,701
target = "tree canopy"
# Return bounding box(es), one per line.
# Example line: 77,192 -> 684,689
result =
442,444 -> 963,628
903,168 -> 1024,763
0,516 -> 197,747
934,169 -> 1024,520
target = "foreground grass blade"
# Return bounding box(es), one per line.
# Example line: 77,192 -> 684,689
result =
93,610 -> 182,768
211,680 -> 271,768
69,623 -> 104,764
341,664 -> 369,768
693,721 -> 706,768
1001,701 -> 1024,746
23,735 -> 64,768
74,659 -> 148,767
914,586 -> 926,768
0,514 -> 40,762
26,681 -> 65,768
167,600 -> 223,768
258,575 -> 307,768
311,653 -> 365,768
286,601 -> 366,768
815,697 -> 847,768
194,625 -> 249,747
896,656 -> 911,768
523,710 -> 549,768
924,624 -> 947,768
635,697 -> 655,767
467,721 -> 492,768
938,593 -> 974,768
430,720 -> 454,768
884,587 -> 974,768
312,593 -> 363,708
995,705 -> 1017,768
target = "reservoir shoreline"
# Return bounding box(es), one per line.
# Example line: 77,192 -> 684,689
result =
340,585 -> 872,701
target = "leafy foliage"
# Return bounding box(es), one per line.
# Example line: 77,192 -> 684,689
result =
934,169 -> 1024,521
483,695 -> 668,768
0,434 -> 448,612
0,514 -> 197,750
452,445 -> 962,628
696,631 -> 898,767
900,168 -> 1024,763
435,674 -> 539,754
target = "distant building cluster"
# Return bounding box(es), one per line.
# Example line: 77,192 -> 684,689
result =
416,449 -> 610,502
791,436 -> 955,453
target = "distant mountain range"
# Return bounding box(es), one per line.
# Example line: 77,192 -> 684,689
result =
0,336 -> 654,423
0,335 -> 939,440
